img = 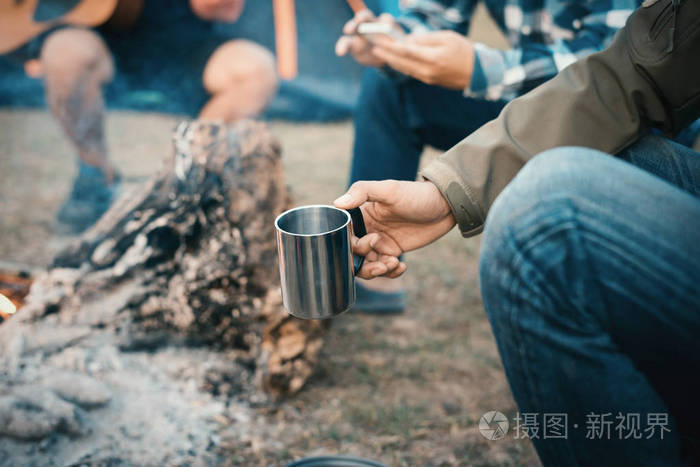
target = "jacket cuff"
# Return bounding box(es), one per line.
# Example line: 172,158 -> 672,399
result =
420,160 -> 485,237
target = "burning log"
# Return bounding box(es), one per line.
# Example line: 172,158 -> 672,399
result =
0,120 -> 326,463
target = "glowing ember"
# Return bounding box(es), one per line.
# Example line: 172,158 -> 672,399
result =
0,269 -> 32,321
0,292 -> 17,317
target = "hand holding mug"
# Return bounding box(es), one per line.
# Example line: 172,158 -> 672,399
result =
334,180 -> 456,279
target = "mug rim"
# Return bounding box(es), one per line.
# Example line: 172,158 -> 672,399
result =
274,204 -> 351,238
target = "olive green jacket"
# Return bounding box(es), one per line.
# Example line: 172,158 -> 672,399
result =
421,0 -> 700,237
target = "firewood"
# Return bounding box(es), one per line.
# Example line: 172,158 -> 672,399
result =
0,120 -> 326,462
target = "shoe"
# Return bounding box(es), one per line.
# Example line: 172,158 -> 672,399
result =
56,162 -> 121,234
352,281 -> 405,314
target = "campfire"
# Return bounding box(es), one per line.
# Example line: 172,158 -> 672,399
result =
0,120 -> 328,465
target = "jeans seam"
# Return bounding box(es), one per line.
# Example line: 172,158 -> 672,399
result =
501,223 -> 580,465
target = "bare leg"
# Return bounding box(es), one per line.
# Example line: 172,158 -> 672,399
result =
199,40 -> 278,122
39,28 -> 116,183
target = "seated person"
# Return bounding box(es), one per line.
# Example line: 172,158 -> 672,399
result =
335,0 -> 642,312
334,1 -> 700,463
1,0 -> 277,233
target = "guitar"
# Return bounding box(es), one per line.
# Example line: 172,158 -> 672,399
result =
0,0 -> 142,54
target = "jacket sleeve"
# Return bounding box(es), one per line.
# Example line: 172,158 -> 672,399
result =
420,0 -> 700,237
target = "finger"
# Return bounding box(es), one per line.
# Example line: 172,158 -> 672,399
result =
337,35 -> 372,58
357,260 -> 405,279
352,232 -> 381,256
356,268 -> 375,280
372,37 -> 434,63
375,13 -> 405,39
335,36 -> 351,56
371,46 -> 431,80
377,13 -> 395,24
334,180 -> 398,209
363,249 -> 380,264
378,254 -> 400,272
342,18 -> 355,35
344,9 -> 375,34
356,252 -> 398,278
353,231 -> 402,258
348,36 -> 371,55
357,260 -> 389,279
405,30 -> 451,46
369,232 -> 403,257
386,262 -> 407,278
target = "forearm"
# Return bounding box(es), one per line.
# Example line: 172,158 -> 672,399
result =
422,0 -> 700,237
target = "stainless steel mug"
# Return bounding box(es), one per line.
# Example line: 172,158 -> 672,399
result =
275,205 -> 366,319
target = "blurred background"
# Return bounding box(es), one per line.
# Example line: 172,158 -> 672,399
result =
1,0 -> 402,120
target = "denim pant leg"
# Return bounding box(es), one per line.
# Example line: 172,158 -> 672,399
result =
674,118 -> 700,148
618,134 -> 700,196
349,68 -> 506,184
479,137 -> 700,466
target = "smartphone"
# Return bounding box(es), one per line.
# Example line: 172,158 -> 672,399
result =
357,22 -> 402,39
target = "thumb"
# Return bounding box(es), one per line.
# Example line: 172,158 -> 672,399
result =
333,180 -> 397,209
377,13 -> 396,25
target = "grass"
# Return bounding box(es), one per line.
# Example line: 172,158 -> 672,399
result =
346,402 -> 429,438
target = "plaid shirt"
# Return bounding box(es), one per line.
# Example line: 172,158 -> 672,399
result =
397,0 -> 640,101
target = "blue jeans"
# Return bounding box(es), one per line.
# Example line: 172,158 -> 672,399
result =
480,135 -> 700,465
349,68 -> 507,184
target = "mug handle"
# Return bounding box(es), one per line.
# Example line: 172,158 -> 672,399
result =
348,207 -> 366,275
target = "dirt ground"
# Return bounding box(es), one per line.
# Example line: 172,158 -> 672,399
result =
0,108 -> 539,466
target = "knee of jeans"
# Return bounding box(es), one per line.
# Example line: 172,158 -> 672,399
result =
482,146 -> 603,244
497,145 -> 615,216
356,68 -> 400,117
480,146 -> 611,322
